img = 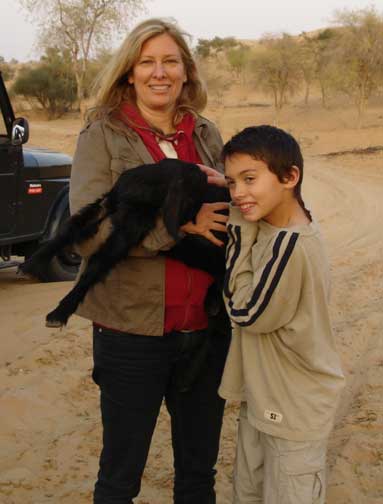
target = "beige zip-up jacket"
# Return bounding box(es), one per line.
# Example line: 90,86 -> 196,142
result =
219,206 -> 345,441
69,115 -> 224,335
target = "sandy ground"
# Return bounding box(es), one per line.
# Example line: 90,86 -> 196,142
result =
1,96 -> 383,503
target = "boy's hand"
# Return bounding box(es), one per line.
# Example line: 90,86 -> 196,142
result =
198,164 -> 228,187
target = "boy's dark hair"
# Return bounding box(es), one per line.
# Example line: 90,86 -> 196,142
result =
222,125 -> 311,220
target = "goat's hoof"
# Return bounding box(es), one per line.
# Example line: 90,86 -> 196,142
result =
18,263 -> 33,277
45,319 -> 64,328
46,308 -> 68,328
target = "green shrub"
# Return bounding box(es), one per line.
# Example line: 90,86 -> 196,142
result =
12,49 -> 76,119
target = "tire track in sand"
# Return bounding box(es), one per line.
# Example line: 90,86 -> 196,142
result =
304,156 -> 383,503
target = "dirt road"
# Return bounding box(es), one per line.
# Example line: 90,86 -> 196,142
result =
0,154 -> 382,503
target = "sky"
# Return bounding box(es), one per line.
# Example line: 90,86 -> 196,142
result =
0,0 -> 380,62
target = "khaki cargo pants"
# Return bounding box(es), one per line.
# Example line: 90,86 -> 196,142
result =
233,403 -> 327,504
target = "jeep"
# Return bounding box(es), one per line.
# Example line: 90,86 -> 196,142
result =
0,71 -> 80,281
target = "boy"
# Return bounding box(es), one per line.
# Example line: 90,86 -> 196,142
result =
219,125 -> 345,504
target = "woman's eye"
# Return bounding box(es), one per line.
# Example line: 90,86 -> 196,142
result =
139,60 -> 152,65
245,177 -> 255,183
164,59 -> 179,64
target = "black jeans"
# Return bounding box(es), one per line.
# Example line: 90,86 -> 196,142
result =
92,325 -> 229,504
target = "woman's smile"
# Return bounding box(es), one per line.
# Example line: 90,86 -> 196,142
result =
129,33 -> 187,113
149,84 -> 171,90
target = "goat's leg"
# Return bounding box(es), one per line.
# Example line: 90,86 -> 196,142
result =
20,199 -> 106,279
45,218 -> 153,327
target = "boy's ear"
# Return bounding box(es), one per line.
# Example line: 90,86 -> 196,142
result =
283,165 -> 300,189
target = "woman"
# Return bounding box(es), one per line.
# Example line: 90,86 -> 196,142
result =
69,18 -> 230,504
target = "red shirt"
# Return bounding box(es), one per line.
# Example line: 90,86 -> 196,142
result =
164,258 -> 214,333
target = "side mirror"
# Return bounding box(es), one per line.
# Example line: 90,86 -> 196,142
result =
11,117 -> 29,145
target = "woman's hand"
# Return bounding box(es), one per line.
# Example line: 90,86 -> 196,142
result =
180,202 -> 229,247
198,164 -> 227,187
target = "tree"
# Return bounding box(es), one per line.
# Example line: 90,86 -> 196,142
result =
331,7 -> 383,126
195,36 -> 238,59
19,0 -> 144,112
297,37 -> 314,105
302,29 -> 338,109
83,48 -> 114,98
313,30 -> 338,109
250,34 -> 302,122
12,47 -> 77,118
195,39 -> 213,59
209,36 -> 237,52
226,46 -> 250,83
204,73 -> 231,106
0,56 -> 15,81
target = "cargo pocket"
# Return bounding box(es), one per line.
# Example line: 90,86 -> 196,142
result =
276,439 -> 326,504
313,469 -> 324,503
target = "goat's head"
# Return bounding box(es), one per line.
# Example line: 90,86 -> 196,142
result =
161,160 -> 208,239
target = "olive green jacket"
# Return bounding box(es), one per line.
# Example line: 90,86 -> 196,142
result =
69,115 -> 224,335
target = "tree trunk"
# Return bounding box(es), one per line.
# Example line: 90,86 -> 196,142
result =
72,53 -> 87,118
76,76 -> 84,104
319,81 -> 327,109
357,89 -> 366,129
273,90 -> 278,110
273,107 -> 280,126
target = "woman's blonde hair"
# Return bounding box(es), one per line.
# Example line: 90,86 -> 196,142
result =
88,18 -> 207,127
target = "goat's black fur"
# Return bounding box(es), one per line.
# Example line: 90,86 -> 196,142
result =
20,159 -> 230,328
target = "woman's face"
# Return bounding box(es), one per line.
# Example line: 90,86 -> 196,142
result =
129,33 -> 187,114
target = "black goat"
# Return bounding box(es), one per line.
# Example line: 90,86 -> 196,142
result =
20,159 -> 230,328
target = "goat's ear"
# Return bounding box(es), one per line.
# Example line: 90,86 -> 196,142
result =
162,174 -> 186,240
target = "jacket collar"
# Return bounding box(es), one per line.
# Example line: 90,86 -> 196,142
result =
113,114 -> 213,165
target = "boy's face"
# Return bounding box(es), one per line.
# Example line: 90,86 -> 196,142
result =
224,153 -> 292,225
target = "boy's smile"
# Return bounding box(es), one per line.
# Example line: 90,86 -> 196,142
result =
224,153 -> 294,226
